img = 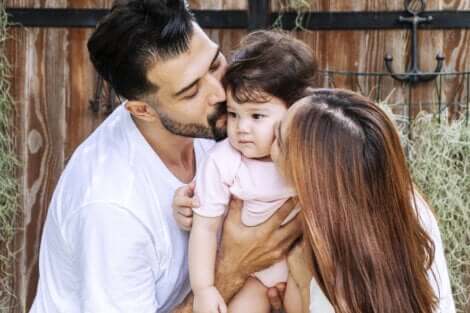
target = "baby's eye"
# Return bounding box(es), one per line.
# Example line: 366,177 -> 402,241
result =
228,111 -> 237,118
252,114 -> 265,120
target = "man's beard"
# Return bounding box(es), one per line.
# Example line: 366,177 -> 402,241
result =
157,103 -> 227,141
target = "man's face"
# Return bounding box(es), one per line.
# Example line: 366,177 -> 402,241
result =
145,23 -> 228,140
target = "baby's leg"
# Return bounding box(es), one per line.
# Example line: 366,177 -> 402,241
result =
284,275 -> 303,313
228,277 -> 270,313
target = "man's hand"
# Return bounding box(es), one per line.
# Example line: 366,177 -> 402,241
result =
267,283 -> 287,312
215,197 -> 302,302
172,182 -> 199,231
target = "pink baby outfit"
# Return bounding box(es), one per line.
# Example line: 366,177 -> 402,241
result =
193,139 -> 298,287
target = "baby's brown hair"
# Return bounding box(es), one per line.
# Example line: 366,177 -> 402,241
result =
223,30 -> 317,107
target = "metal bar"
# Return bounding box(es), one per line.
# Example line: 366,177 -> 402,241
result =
6,8 -> 470,29
248,0 -> 270,31
376,76 -> 383,103
195,10 -> 247,29
272,11 -> 470,30
408,85 -> 413,140
320,70 -> 470,77
5,8 -> 247,29
466,73 -> 469,125
437,74 -> 443,123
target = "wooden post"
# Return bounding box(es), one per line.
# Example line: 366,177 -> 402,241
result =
248,0 -> 270,31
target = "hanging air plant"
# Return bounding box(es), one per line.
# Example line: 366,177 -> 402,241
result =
272,0 -> 311,30
0,5 -> 19,312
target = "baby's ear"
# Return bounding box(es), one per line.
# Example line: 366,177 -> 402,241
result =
125,101 -> 158,122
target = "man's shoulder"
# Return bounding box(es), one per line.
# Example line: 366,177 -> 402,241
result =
57,106 -> 141,210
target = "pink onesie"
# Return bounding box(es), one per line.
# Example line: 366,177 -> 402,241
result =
193,139 -> 299,287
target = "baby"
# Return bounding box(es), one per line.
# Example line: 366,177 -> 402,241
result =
189,30 -> 316,313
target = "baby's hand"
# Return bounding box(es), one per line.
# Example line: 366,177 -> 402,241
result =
193,286 -> 227,313
172,181 -> 200,231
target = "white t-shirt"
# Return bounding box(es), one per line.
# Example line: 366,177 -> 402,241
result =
308,194 -> 456,313
29,104 -> 214,313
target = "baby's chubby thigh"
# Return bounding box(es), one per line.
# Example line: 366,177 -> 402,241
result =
228,277 -> 270,313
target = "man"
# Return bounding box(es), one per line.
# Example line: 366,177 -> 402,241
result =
29,1 -> 300,312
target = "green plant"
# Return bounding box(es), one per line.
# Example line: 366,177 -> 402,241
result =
0,5 -> 19,312
272,0 -> 311,30
381,102 -> 470,313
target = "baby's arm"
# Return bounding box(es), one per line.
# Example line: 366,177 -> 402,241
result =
189,213 -> 226,313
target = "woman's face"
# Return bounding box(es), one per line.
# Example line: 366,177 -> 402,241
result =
271,97 -> 308,168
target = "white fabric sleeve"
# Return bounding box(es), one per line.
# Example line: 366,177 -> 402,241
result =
193,156 -> 231,218
415,197 -> 456,313
66,203 -> 159,313
309,278 -> 334,313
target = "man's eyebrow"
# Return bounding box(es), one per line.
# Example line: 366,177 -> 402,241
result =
173,47 -> 221,97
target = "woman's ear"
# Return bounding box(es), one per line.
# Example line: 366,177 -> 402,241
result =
125,101 -> 158,122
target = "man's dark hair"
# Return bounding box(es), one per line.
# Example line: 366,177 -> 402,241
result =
87,0 -> 195,100
223,30 -> 317,107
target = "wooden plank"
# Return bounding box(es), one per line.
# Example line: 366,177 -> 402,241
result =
4,1 -> 470,313
65,29 -> 105,160
271,0 -> 403,11
5,0 -> 113,8
439,0 -> 470,119
204,28 -> 248,56
189,0 -> 247,9
6,26 -> 69,312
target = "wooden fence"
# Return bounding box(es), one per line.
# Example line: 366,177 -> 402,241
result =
4,0 -> 470,312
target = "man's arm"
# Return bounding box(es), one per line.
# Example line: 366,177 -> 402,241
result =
69,203 -> 159,312
215,197 -> 302,302
173,197 -> 302,312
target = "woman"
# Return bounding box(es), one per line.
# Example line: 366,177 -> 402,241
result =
271,88 -> 456,313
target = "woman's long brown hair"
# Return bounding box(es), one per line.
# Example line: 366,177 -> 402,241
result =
279,89 -> 437,313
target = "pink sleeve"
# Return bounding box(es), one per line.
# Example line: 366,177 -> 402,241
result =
193,155 -> 231,218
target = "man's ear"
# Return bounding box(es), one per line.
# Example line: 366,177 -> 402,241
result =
125,101 -> 158,122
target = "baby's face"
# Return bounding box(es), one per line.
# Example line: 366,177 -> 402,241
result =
226,90 -> 287,159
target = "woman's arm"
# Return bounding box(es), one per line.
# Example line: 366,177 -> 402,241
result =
287,240 -> 314,313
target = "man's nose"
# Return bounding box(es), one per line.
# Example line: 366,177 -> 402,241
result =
207,75 -> 226,106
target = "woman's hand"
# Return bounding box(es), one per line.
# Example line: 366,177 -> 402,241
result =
172,181 -> 199,231
288,239 -> 314,291
288,239 -> 315,313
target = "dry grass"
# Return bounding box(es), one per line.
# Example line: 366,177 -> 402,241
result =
381,103 -> 470,313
